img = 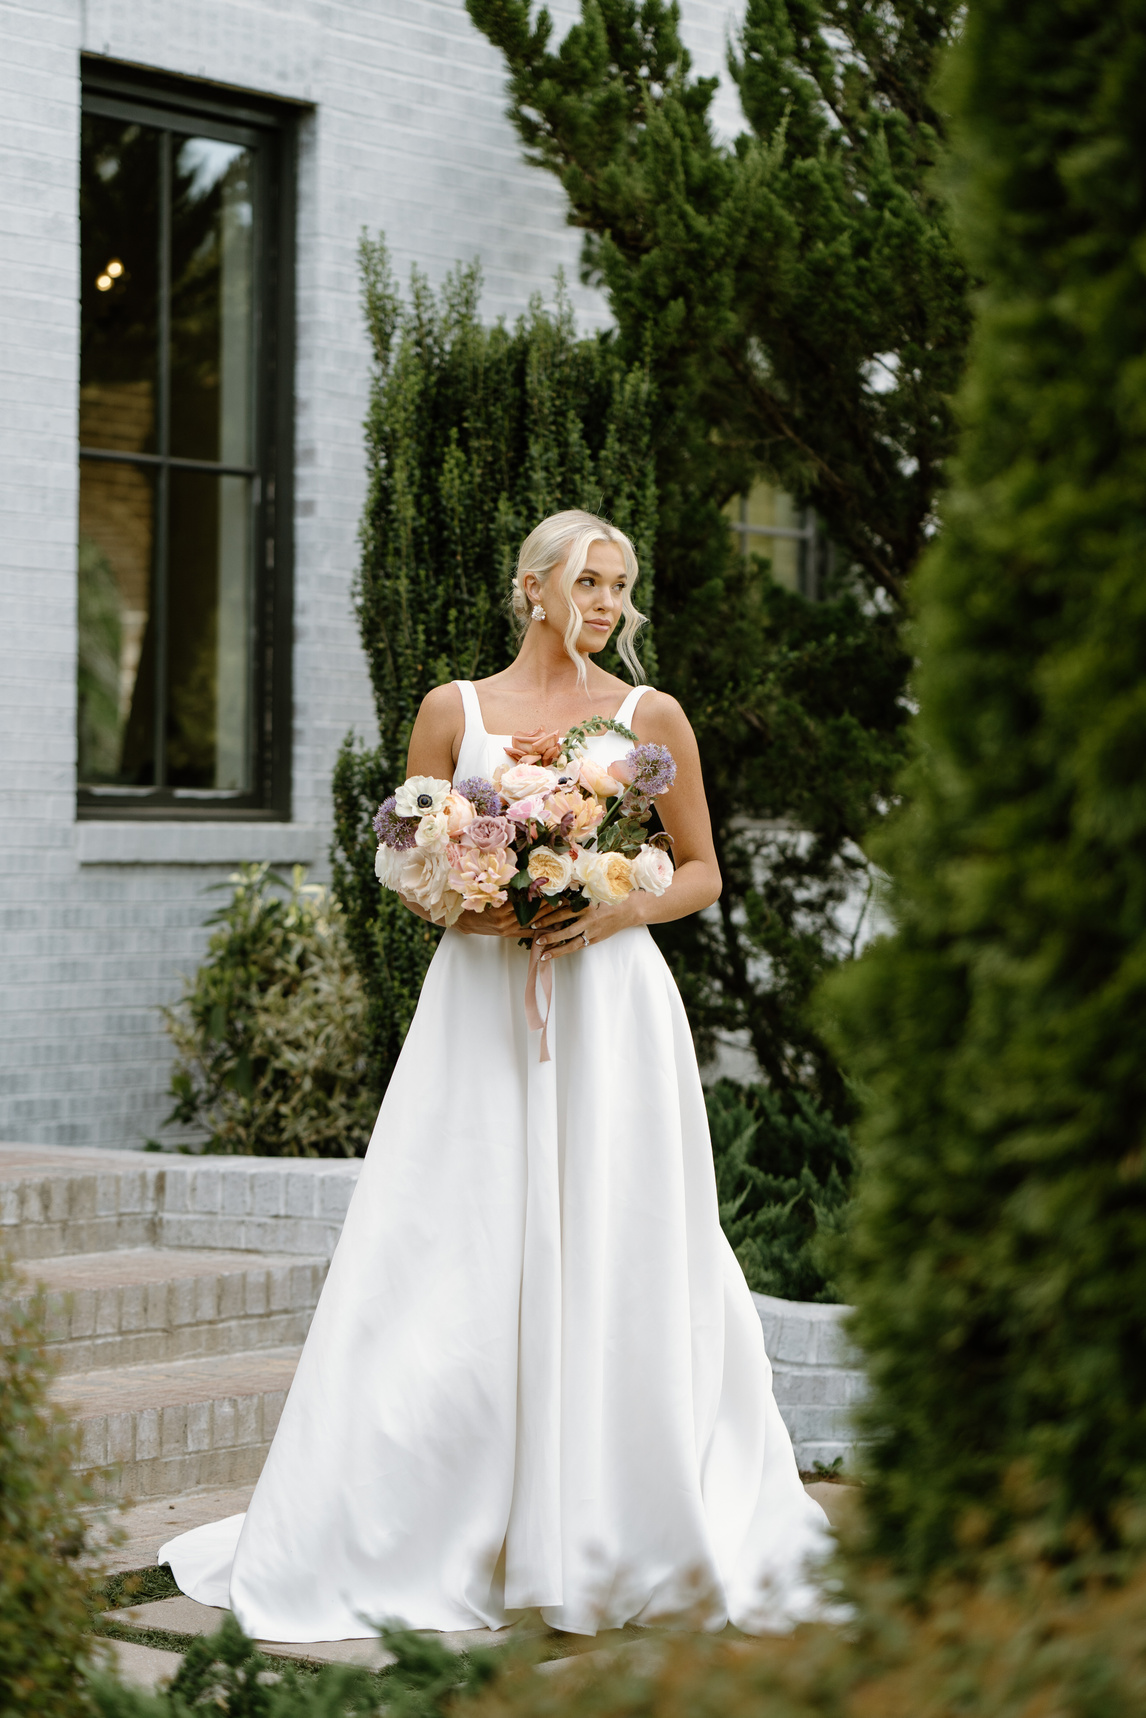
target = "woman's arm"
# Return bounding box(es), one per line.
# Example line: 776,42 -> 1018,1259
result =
405,682 -> 464,780
532,691 -> 721,958
397,684 -> 521,938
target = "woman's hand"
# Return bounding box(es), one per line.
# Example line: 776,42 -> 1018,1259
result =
528,895 -> 640,963
452,900 -> 523,938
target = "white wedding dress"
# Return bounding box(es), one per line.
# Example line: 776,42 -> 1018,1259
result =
160,681 -> 831,1640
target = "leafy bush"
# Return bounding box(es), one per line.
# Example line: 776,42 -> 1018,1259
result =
163,865 -> 376,1158
90,1536 -> 1146,1717
89,1614 -> 505,1717
0,1251 -> 100,1716
706,1081 -> 852,1303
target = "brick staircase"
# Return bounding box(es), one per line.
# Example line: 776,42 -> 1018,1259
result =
0,1144 -> 361,1502
1,1143 -> 863,1506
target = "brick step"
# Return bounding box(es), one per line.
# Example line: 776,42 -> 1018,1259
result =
17,1248 -> 327,1373
57,1345 -> 300,1500
0,1143 -> 362,1261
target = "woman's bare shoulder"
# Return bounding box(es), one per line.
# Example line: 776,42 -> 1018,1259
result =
635,688 -> 690,732
414,681 -> 464,734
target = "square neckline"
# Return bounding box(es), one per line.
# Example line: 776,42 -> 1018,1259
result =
464,681 -> 648,743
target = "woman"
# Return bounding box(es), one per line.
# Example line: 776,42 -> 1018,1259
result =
161,510 -> 830,1640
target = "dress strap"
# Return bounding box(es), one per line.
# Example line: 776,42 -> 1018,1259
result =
454,680 -> 485,741
614,684 -> 651,731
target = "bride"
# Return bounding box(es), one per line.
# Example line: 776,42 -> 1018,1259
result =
161,509 -> 831,1641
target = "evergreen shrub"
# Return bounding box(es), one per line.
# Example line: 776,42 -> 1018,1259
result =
821,0 -> 1146,1580
0,1252 -> 99,1717
467,0 -> 961,1119
332,240 -> 656,1101
163,865 -> 374,1157
706,1080 -> 852,1303
88,1539 -> 1146,1716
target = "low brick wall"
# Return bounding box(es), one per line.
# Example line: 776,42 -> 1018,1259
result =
753,1292 -> 867,1471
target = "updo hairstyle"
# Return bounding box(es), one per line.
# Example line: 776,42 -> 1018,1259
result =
510,509 -> 647,687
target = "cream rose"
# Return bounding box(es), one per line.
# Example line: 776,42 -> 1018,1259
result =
393,847 -> 451,914
574,849 -> 634,905
496,762 -> 560,802
630,844 -> 674,896
527,846 -> 575,897
414,809 -> 450,852
576,756 -> 623,800
394,775 -> 452,817
375,843 -> 402,888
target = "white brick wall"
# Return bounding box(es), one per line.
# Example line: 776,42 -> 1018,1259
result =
0,0 -> 745,1149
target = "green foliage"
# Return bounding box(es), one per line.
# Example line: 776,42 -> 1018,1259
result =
707,1079 -> 852,1302
89,1542 -> 1146,1716
0,1252 -> 98,1717
332,239 -> 657,1100
163,865 -> 375,1157
465,0 -> 964,1116
89,1614 -> 505,1718
820,0 -> 1146,1579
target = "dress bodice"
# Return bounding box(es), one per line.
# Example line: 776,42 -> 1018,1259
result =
452,680 -> 651,787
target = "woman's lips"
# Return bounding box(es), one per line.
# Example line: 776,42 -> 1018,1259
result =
586,619 -> 612,631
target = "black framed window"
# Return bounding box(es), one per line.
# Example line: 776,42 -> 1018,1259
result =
77,61 -> 296,818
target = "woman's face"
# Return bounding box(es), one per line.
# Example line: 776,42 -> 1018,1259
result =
533,539 -> 629,654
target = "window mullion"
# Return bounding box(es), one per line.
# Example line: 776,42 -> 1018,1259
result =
153,128 -> 172,789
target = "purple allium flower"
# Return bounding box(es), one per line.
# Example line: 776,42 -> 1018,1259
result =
455,776 -> 504,817
622,743 -> 677,798
372,795 -> 419,849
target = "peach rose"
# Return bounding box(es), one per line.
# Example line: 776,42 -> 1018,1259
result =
442,791 -> 476,838
496,762 -> 560,801
545,788 -> 605,842
527,846 -> 575,897
574,849 -> 634,905
576,756 -> 623,800
449,845 -> 518,910
630,844 -> 674,896
505,728 -> 564,766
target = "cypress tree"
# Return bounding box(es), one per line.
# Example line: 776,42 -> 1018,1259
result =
332,241 -> 656,1097
823,0 -> 1146,1575
466,0 -> 964,1117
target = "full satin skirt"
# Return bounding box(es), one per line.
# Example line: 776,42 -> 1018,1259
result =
160,926 -> 830,1639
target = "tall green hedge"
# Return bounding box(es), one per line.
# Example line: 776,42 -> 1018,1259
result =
823,0 -> 1146,1578
332,241 -> 656,1099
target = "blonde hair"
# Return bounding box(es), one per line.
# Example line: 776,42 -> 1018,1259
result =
510,510 -> 648,687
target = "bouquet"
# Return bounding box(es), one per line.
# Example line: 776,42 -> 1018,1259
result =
372,715 -> 676,933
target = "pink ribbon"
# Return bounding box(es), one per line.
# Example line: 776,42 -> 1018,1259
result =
524,934 -> 554,1062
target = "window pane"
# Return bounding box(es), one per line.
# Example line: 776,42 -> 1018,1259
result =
77,460 -> 156,785
165,470 -> 254,791
726,481 -> 804,592
80,116 -> 160,455
169,138 -> 255,465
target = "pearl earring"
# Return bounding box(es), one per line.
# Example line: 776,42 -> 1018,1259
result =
531,603 -> 546,621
